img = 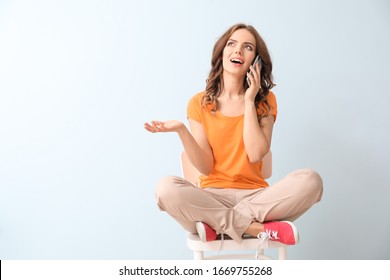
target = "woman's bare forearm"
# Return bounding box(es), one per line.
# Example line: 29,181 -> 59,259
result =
177,125 -> 213,175
243,101 -> 272,163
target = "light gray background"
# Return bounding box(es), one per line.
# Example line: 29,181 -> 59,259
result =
0,0 -> 389,259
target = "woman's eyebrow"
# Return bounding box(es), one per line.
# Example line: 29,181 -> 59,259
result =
244,42 -> 255,48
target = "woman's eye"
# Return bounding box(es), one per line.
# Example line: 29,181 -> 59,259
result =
245,45 -> 253,51
227,41 -> 235,47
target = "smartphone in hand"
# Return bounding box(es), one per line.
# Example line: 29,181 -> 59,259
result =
246,55 -> 262,86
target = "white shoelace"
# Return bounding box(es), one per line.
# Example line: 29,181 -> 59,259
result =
218,233 -> 224,253
256,230 -> 279,259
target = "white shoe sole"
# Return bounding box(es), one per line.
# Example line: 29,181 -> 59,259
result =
195,222 -> 207,242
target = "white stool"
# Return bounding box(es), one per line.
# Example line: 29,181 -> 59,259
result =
181,151 -> 292,260
186,233 -> 288,260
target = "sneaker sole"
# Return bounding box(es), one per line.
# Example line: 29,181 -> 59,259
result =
195,222 -> 207,242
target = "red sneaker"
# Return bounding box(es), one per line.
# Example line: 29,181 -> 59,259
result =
196,222 -> 217,242
258,221 -> 299,245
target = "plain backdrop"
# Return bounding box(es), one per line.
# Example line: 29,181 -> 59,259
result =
0,0 -> 389,259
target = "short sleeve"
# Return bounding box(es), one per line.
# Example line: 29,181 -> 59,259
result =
186,92 -> 203,123
267,91 -> 278,121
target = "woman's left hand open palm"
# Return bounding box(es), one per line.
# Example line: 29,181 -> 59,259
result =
144,120 -> 184,133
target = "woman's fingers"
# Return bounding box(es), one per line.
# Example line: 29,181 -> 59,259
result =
144,121 -> 159,132
252,64 -> 261,85
144,121 -> 167,133
247,64 -> 261,89
144,120 -> 183,133
144,122 -> 155,132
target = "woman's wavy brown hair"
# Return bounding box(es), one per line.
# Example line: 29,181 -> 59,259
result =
202,23 -> 275,119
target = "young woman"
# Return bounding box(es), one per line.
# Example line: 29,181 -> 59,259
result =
144,23 -> 323,246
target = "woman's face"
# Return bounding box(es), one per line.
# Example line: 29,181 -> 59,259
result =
222,28 -> 257,77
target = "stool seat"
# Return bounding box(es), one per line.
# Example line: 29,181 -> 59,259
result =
186,233 -> 288,260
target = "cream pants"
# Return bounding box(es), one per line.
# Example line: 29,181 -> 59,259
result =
155,169 -> 323,243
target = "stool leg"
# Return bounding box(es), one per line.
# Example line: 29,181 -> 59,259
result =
193,250 -> 204,260
278,247 -> 287,260
256,249 -> 264,259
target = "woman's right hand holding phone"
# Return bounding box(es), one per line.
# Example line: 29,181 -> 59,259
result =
245,61 -> 262,102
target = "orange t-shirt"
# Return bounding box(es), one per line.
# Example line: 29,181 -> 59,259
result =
186,91 -> 277,189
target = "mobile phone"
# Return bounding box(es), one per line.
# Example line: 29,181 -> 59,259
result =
252,55 -> 261,68
246,55 -> 262,86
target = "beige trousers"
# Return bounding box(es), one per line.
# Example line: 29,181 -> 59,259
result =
155,169 -> 323,243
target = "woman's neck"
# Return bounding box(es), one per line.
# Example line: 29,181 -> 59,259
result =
220,72 -> 245,99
